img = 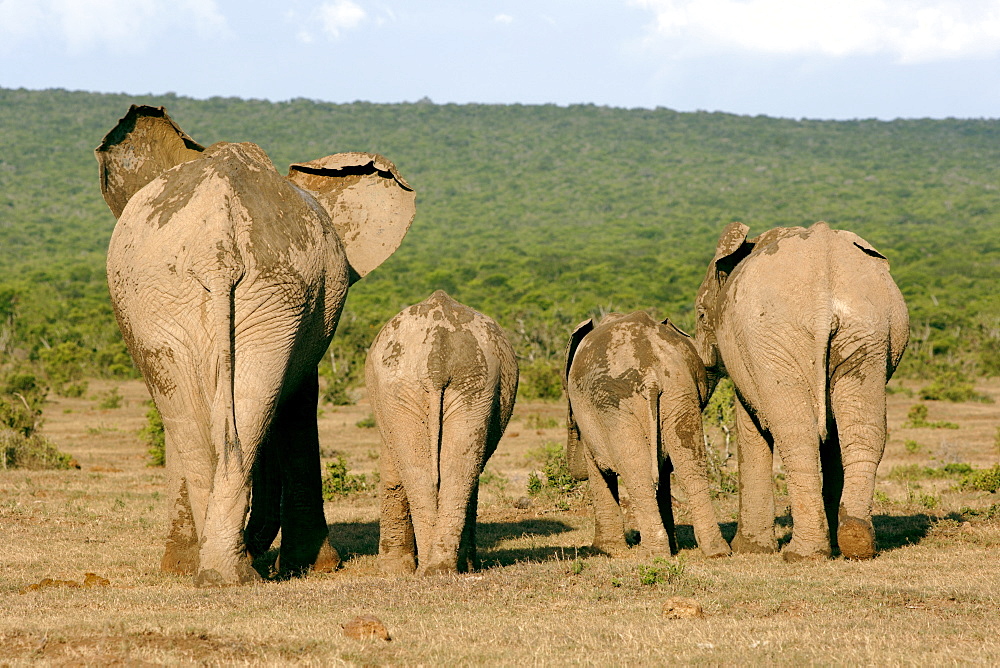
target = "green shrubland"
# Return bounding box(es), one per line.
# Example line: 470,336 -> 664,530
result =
1,88 -> 998,398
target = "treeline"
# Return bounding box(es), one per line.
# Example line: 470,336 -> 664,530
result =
0,87 -> 998,400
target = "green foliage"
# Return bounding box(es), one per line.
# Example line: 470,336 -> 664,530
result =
960,503 -> 1000,520
518,359 -> 563,401
0,373 -> 47,436
0,373 -> 74,470
321,456 -> 376,499
637,556 -> 686,586
918,370 -> 993,403
904,439 -> 923,454
959,465 -> 1000,493
140,404 -> 165,467
38,342 -> 90,397
523,413 -> 560,429
96,386 -> 122,410
902,404 -> 959,429
702,378 -> 738,497
888,462 -> 973,481
355,414 -> 377,429
526,441 -> 585,502
1,88 -> 999,391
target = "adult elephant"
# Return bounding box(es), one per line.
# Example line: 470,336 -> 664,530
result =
366,291 -> 518,575
694,221 -> 908,561
565,312 -> 731,559
98,105 -> 415,585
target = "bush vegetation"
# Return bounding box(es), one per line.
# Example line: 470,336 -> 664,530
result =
0,373 -> 74,469
1,88 -> 998,402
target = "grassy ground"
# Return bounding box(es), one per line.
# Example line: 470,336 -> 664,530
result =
1,379 -> 998,665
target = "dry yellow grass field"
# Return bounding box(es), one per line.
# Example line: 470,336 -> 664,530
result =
2,378 -> 999,664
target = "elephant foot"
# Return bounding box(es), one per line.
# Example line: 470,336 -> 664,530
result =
193,560 -> 262,587
379,552 -> 417,575
160,541 -> 199,575
418,560 -> 459,576
699,538 -> 732,559
311,541 -> 341,573
781,540 -> 831,563
838,516 -> 876,560
276,538 -> 341,577
731,531 -> 777,554
591,539 -> 629,557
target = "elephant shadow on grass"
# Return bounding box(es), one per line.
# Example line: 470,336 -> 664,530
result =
712,511 -> 938,559
253,517 -> 577,576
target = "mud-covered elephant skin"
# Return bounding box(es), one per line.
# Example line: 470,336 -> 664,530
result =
694,221 -> 908,561
98,105 -> 415,585
365,291 -> 518,575
565,312 -> 731,558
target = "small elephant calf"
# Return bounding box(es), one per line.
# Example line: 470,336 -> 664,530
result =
565,311 -> 731,558
366,291 -> 518,575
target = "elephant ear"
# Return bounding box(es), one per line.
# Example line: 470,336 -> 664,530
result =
95,105 -> 205,218
660,317 -> 692,338
564,318 -> 594,481
711,221 -> 751,282
288,152 -> 416,284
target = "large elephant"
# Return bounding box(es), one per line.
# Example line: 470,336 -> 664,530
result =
98,105 -> 415,585
565,311 -> 731,558
694,221 -> 908,561
365,291 -> 518,575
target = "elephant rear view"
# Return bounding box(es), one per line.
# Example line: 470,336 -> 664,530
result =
98,106 -> 415,585
694,221 -> 908,561
366,291 -> 518,575
565,312 -> 731,558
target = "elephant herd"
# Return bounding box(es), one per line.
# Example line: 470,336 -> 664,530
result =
96,106 -> 908,586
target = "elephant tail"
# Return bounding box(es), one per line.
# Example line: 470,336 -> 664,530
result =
430,383 -> 444,504
814,296 -> 838,444
209,272 -> 241,475
647,381 -> 662,489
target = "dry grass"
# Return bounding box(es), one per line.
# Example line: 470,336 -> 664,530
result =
1,379 -> 998,665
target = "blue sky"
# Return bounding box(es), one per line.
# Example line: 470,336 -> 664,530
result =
1,0 -> 998,120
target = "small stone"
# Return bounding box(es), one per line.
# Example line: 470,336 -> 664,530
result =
513,497 -> 533,509
342,615 -> 391,641
662,596 -> 704,619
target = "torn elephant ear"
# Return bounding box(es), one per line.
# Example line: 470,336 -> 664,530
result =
712,221 -> 751,282
95,105 -> 205,218
288,152 -> 416,284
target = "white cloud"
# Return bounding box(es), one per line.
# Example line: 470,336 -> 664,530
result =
495,14 -> 514,25
318,0 -> 366,39
630,0 -> 1000,62
0,0 -> 229,53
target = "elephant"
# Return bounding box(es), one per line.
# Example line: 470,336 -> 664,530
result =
694,221 -> 908,561
564,311 -> 731,559
97,105 -> 415,585
365,291 -> 518,575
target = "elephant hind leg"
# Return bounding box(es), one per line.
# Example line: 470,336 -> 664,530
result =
731,400 -> 777,554
830,369 -> 887,560
244,438 -> 282,560
819,424 -> 844,554
379,437 -> 416,575
272,371 -> 340,576
586,451 -> 628,555
161,475 -> 199,575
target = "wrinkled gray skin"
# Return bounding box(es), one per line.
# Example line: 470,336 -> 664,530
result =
366,291 -> 518,575
565,312 -> 731,558
694,222 -> 908,561
98,105 -> 415,586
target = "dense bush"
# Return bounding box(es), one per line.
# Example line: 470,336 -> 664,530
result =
0,373 -> 75,470
1,87 -> 998,395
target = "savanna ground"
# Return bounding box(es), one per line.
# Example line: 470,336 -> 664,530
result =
2,378 -> 999,665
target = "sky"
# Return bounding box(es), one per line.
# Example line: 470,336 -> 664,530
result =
1,0 -> 998,120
